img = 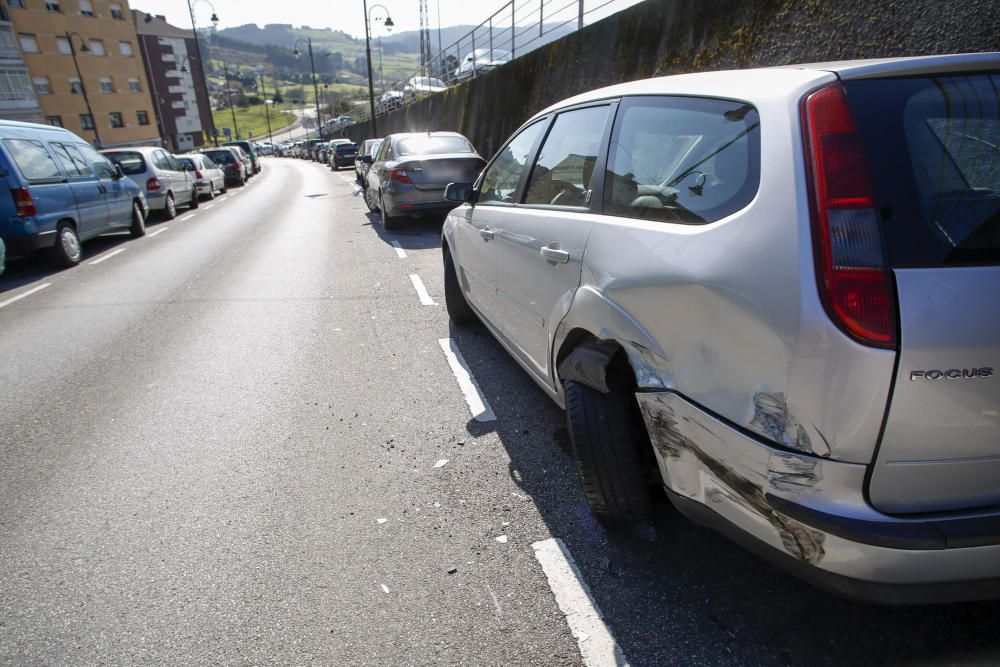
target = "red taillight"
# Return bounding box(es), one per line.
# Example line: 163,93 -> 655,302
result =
11,187 -> 35,217
803,82 -> 896,348
389,167 -> 414,184
146,177 -> 161,191
195,169 -> 203,179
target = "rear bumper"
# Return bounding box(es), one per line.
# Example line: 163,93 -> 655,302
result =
636,391 -> 1000,604
1,230 -> 54,255
383,190 -> 460,217
334,156 -> 356,167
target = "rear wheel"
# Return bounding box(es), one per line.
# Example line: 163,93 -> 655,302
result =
564,362 -> 653,526
380,193 -> 402,231
189,188 -> 199,209
163,192 -> 177,219
129,201 -> 146,238
364,186 -> 378,212
444,250 -> 476,324
206,183 -> 216,200
50,223 -> 82,267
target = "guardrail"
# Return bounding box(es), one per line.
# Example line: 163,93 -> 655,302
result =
340,0 -> 638,129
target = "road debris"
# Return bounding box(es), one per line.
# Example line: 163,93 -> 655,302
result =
495,535 -> 508,544
434,459 -> 449,468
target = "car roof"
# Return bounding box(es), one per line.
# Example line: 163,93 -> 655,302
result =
102,146 -> 162,154
531,52 -> 1000,120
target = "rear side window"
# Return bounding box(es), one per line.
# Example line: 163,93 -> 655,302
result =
4,139 -> 62,181
847,73 -> 1000,266
106,150 -> 146,175
603,96 -> 760,224
50,142 -> 91,178
396,135 -> 472,156
524,105 -> 609,207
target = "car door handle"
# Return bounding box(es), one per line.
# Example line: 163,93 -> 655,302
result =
540,244 -> 570,263
479,228 -> 495,241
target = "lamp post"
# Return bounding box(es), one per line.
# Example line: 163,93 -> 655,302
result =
65,32 -> 100,147
363,2 -> 394,137
259,71 -> 274,147
292,39 -> 323,140
182,0 -> 219,145
221,58 -> 239,139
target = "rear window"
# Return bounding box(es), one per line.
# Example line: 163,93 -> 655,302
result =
396,135 -> 473,156
203,150 -> 234,164
4,139 -> 63,181
847,73 -> 1000,266
105,151 -> 146,175
336,144 -> 357,153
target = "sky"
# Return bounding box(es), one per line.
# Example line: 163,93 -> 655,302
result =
137,0 -> 644,40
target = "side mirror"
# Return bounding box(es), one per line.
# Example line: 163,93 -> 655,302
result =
362,155 -> 373,164
112,163 -> 124,179
445,182 -> 475,204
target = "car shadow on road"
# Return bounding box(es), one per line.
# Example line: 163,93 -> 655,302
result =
445,319 -> 1000,667
364,210 -> 446,251
0,233 -> 133,294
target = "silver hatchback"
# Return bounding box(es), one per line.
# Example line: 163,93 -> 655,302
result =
103,146 -> 197,219
441,53 -> 1000,604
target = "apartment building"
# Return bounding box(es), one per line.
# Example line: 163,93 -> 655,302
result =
8,0 -> 159,147
0,4 -> 43,122
132,12 -> 212,151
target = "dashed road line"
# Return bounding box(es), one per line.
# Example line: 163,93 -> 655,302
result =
437,337 -> 496,422
88,248 -> 125,265
202,203 -> 215,210
0,282 -> 51,309
409,273 -> 435,305
147,227 -> 169,237
391,241 -> 407,259
531,538 -> 628,667
179,212 -> 195,221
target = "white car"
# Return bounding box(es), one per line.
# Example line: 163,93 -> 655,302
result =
177,153 -> 227,200
454,49 -> 511,81
404,76 -> 447,98
102,146 -> 197,219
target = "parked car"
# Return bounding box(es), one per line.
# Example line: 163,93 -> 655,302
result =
454,48 -> 511,81
330,142 -> 358,170
0,120 -> 147,266
304,139 -> 324,161
355,138 -> 382,185
440,53 -> 1000,604
199,147 -> 247,187
365,131 -> 484,230
0,236 -> 4,275
404,76 -> 447,99
317,141 -> 331,164
228,145 -> 254,179
103,146 -> 196,220
375,90 -> 405,115
177,153 -> 226,200
223,140 -> 260,174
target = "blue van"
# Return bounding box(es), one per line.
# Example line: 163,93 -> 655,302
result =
0,120 -> 148,267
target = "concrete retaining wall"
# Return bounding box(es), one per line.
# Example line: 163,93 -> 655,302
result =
347,0 -> 999,157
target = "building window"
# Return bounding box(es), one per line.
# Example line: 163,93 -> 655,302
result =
118,41 -> 133,57
109,112 -> 123,128
69,77 -> 82,94
44,0 -> 61,12
17,33 -> 38,53
79,113 -> 94,130
99,77 -> 112,93
79,0 -> 93,16
7,0 -> 24,8
0,68 -> 33,101
56,36 -> 71,54
32,76 -> 50,94
109,2 -> 123,19
137,110 -> 149,125
128,78 -> 141,92
88,39 -> 104,56
46,115 -> 62,127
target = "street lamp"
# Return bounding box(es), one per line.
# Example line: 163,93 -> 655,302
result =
64,32 -> 100,147
259,71 -> 274,147
183,0 -> 219,146
363,2 -> 394,137
292,39 -> 323,140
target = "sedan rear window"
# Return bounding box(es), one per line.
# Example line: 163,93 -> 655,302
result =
335,144 -> 358,153
105,151 -> 146,175
847,74 -> 1000,266
203,150 -> 234,164
396,136 -> 473,156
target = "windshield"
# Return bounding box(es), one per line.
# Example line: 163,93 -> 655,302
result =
104,151 -> 146,175
396,135 -> 473,156
848,73 -> 1000,266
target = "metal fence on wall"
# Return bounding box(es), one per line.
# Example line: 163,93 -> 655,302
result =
334,0 -> 639,131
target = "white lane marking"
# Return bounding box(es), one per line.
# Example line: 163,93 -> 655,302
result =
0,282 -> 51,309
437,338 -> 496,422
147,227 -> 168,237
202,203 -> 215,210
391,241 -> 407,259
88,248 -> 125,265
229,189 -> 242,195
531,538 -> 628,667
179,213 -> 195,221
409,273 -> 435,306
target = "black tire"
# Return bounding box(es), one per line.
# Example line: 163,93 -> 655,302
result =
129,201 -> 146,238
380,193 -> 402,231
444,250 -> 476,324
220,182 -> 228,194
206,183 -> 216,200
163,192 -> 177,220
363,185 -> 378,213
189,188 -> 199,209
50,222 -> 82,267
564,365 -> 652,526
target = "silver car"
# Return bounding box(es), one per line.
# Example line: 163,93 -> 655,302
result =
103,146 -> 197,219
441,53 -> 1000,604
177,153 -> 226,200
365,132 -> 484,230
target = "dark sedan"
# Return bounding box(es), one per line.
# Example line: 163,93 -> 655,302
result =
331,142 -> 358,170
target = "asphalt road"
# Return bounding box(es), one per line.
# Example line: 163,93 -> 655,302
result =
1,158 -> 997,666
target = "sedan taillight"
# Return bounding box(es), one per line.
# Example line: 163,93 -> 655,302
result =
146,177 -> 161,191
